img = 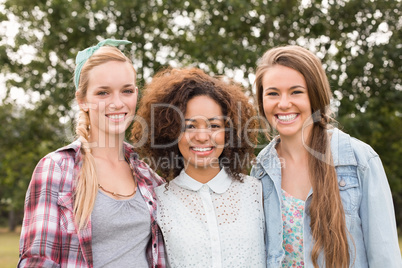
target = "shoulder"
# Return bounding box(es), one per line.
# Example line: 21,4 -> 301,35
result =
136,163 -> 166,188
251,137 -> 281,178
46,140 -> 81,165
154,182 -> 180,207
331,128 -> 379,168
255,136 -> 279,161
30,140 -> 80,192
228,175 -> 263,205
241,174 -> 262,186
36,140 -> 80,172
231,174 -> 263,195
155,182 -> 168,196
349,136 -> 378,158
124,141 -> 147,168
125,142 -> 166,186
154,173 -> 187,198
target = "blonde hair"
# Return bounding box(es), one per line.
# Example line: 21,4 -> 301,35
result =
74,46 -> 135,229
255,45 -> 350,267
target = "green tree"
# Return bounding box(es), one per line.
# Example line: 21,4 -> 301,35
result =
0,100 -> 66,230
0,0 -> 401,230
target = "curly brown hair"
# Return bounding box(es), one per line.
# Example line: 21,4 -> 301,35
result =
131,67 -> 258,182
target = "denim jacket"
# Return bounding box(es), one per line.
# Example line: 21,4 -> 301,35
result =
251,128 -> 402,267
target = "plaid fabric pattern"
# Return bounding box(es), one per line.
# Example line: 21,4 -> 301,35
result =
18,140 -> 166,268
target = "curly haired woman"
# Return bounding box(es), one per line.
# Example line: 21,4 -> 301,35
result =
132,67 -> 266,267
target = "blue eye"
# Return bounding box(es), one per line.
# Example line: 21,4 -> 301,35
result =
123,88 -> 135,94
292,90 -> 303,94
97,91 -> 108,96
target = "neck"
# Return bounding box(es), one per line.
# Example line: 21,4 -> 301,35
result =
88,133 -> 126,162
276,133 -> 310,163
277,124 -> 312,156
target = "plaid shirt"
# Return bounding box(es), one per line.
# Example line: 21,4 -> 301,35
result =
18,140 -> 166,268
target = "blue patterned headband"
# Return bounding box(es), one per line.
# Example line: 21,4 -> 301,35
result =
74,39 -> 132,89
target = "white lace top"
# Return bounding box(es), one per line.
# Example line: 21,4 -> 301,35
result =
155,168 -> 266,268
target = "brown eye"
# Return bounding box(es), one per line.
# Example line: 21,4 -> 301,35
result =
184,124 -> 196,131
266,91 -> 278,96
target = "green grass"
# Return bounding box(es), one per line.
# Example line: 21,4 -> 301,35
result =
0,228 -> 20,268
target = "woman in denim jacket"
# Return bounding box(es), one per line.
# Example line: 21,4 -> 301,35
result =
251,45 -> 401,267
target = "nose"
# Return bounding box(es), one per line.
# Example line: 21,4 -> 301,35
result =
278,94 -> 291,109
194,128 -> 211,143
109,94 -> 124,111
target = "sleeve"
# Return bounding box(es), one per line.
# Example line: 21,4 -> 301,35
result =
18,157 -> 62,268
359,155 -> 402,267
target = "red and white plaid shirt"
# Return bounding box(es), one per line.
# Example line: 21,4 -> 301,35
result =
18,140 -> 166,268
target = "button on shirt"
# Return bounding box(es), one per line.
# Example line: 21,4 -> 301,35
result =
155,168 -> 266,268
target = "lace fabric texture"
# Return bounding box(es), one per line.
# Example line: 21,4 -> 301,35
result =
155,170 -> 266,268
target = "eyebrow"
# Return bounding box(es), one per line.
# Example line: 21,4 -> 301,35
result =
264,85 -> 306,91
184,117 -> 223,122
96,84 -> 135,89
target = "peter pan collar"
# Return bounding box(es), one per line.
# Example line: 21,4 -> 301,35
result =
173,168 -> 233,194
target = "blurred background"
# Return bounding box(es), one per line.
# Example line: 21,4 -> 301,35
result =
0,0 -> 401,265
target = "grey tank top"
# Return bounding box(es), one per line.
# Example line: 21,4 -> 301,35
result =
91,189 -> 151,268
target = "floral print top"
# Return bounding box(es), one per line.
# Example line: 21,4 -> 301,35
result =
281,189 -> 305,268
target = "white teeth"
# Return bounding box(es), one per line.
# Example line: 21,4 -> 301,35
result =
277,114 -> 297,121
108,114 -> 125,119
192,147 -> 212,152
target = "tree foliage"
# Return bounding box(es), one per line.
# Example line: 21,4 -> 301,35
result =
0,0 -> 401,230
0,101 -> 64,229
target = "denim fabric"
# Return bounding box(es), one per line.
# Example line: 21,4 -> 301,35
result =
251,128 -> 402,268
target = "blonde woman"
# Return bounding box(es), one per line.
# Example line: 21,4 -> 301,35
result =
18,39 -> 165,268
252,45 -> 401,267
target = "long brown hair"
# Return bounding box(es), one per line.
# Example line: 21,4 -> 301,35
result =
255,45 -> 350,267
131,67 -> 258,182
74,46 -> 135,229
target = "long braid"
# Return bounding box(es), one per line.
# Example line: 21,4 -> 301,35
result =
308,123 -> 349,268
74,110 -> 98,229
72,45 -> 135,229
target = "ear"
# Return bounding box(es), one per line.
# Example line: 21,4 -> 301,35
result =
76,92 -> 89,112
